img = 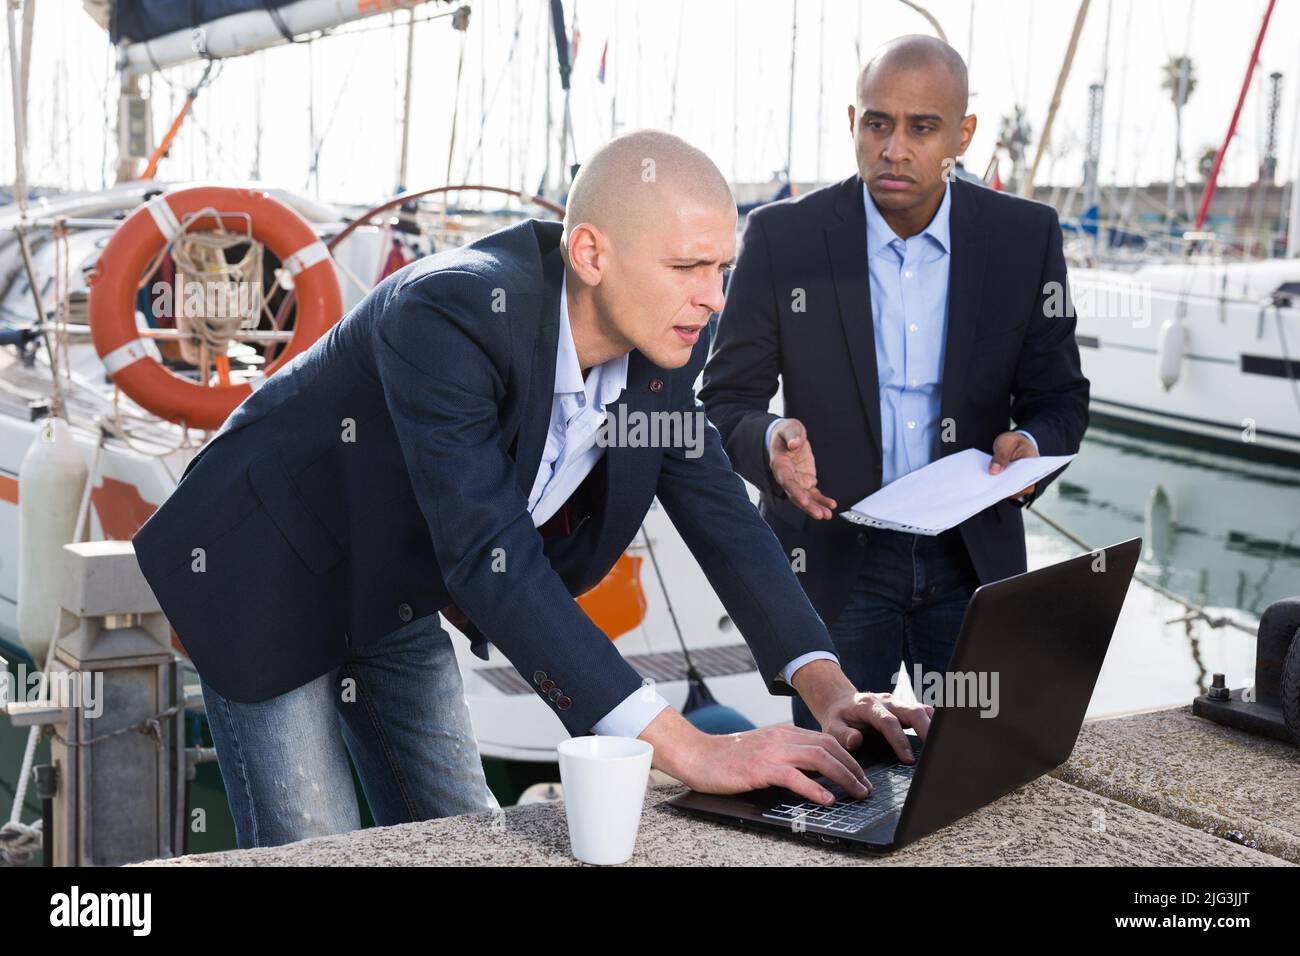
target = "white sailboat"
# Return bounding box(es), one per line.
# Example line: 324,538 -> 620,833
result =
1068,256 -> 1300,464
985,0 -> 1300,466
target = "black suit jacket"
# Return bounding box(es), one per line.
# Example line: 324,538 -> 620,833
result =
700,174 -> 1089,629
132,219 -> 835,736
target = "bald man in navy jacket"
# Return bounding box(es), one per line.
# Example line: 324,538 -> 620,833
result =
134,131 -> 932,848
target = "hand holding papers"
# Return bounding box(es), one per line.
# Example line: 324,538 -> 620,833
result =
840,448 -> 1076,536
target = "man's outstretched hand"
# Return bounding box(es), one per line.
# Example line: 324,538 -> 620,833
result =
768,418 -> 837,520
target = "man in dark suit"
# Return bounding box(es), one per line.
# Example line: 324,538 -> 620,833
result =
133,130 -> 932,848
701,37 -> 1089,731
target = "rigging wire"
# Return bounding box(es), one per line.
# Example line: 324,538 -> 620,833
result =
457,2 -> 528,183
304,38 -> 365,194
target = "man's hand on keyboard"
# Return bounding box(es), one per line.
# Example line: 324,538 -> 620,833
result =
790,659 -> 933,760
820,690 -> 932,761
640,708 -> 872,807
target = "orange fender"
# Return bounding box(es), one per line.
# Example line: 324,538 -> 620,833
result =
577,554 -> 647,640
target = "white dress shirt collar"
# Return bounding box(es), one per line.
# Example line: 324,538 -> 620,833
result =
556,272 -> 629,406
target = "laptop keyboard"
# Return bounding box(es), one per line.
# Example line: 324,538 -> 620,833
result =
762,763 -> 915,834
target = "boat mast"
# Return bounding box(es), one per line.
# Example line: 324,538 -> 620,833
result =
732,0 -> 739,182
1290,88 -> 1300,258
548,0 -> 573,193
509,0 -> 520,190
308,40 -> 317,197
1085,0 -> 1112,218
252,52 -> 264,179
1164,5 -> 1195,232
1021,0 -> 1091,198
815,0 -> 825,186
1110,0 -> 1135,230
1194,0 -> 1278,231
6,0 -> 33,217
479,0 -> 486,186
785,0 -> 797,186
397,7 -> 417,193
668,1 -> 684,128
543,7 -> 552,195
966,0 -> 974,73
444,5 -> 471,188
609,1 -> 618,138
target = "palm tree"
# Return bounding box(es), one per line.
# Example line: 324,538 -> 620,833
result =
1160,55 -> 1198,108
1197,145 -> 1218,182
997,107 -> 1033,193
1160,56 -> 1198,227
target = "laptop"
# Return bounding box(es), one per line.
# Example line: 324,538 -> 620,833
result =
666,537 -> 1141,852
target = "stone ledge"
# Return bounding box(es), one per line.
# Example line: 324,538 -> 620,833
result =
1053,705 -> 1300,863
140,776 -> 1287,867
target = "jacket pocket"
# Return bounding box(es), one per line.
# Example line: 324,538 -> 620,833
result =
246,450 -> 346,574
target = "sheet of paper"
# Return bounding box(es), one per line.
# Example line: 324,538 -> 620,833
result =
840,448 -> 1076,535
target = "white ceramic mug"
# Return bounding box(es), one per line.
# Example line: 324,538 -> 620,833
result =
556,735 -> 654,865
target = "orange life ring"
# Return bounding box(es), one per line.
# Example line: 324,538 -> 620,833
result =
87,186 -> 342,431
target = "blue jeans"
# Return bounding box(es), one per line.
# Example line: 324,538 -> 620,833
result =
199,613 -> 499,848
793,528 -> 978,730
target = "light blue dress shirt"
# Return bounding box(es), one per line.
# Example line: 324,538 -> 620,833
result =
866,179 -> 953,485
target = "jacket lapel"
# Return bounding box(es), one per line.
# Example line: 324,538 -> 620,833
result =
825,175 -> 884,463
935,178 -> 989,458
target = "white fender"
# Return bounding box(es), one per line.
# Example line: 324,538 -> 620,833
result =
1157,318 -> 1187,391
1144,485 -> 1174,567
17,417 -> 88,663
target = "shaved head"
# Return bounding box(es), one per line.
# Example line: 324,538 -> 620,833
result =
848,34 -> 975,238
560,129 -> 736,372
858,34 -> 969,117
563,129 -> 734,256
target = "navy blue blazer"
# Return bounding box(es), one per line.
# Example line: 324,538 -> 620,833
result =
132,219 -> 835,736
700,174 -> 1089,630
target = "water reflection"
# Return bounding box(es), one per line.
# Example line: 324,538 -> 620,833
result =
1039,427 -> 1300,619
1026,425 -> 1298,714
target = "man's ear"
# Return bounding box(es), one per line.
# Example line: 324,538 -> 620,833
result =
958,113 -> 977,156
847,104 -> 857,137
566,223 -> 604,286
